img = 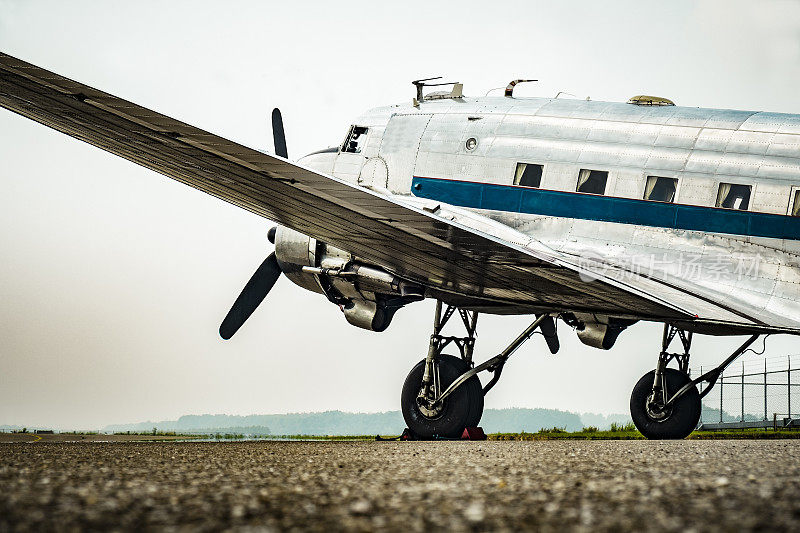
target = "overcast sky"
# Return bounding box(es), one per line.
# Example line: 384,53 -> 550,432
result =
1,0 -> 799,429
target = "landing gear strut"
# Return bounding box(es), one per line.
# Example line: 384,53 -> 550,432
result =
631,324 -> 760,439
401,302 -> 555,438
401,301 -> 483,438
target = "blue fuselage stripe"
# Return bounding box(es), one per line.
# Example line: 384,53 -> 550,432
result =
411,176 -> 800,241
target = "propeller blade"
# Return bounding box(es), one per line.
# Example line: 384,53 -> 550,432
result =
271,108 -> 288,158
219,252 -> 282,340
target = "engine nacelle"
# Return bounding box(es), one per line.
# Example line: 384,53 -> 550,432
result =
273,226 -> 327,296
273,226 -> 423,331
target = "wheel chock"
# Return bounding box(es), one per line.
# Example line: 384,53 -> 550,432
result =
399,428 -> 419,440
461,427 -> 487,440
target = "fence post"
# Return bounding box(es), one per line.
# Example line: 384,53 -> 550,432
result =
741,361 -> 745,423
699,366 -> 703,425
789,356 -> 792,418
764,359 -> 768,421
720,372 -> 724,423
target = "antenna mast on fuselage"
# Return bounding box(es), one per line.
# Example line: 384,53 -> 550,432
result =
412,77 -> 463,106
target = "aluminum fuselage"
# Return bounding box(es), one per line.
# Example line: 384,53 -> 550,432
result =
299,96 -> 800,331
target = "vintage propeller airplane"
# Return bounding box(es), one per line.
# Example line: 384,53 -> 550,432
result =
2,54 -> 799,439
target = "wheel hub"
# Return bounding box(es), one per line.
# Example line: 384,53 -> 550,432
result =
416,392 -> 443,418
645,393 -> 672,421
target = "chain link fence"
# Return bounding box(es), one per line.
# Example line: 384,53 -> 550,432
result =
693,355 -> 800,430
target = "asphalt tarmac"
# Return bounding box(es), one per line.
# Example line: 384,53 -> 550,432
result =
1,440 -> 799,532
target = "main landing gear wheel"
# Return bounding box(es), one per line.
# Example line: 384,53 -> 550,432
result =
630,368 -> 701,440
401,354 -> 484,439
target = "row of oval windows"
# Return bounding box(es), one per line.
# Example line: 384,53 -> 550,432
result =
512,162 -> 800,217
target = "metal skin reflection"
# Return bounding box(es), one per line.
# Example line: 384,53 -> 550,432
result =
2,56 -> 799,439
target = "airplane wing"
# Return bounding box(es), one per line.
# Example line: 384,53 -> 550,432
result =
0,52 -> 784,334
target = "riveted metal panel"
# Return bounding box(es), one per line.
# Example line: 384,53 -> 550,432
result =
597,102 -> 651,123
654,125 -> 700,149
694,129 -> 734,152
664,106 -> 712,128
741,112 -> 800,134
703,109 -> 757,130
767,134 -> 800,158
507,100 -> 549,116
715,152 -> 766,177
683,150 -> 723,175
627,122 -> 662,146
535,98 -> 596,118
615,171 -> 648,199
675,176 -> 717,206
726,130 -> 773,156
618,146 -> 653,169
577,144 -> 621,166
644,149 -> 689,171
332,152 -> 364,184
382,115 -> 433,193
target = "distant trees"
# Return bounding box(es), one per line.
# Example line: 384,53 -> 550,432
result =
103,408 -> 635,435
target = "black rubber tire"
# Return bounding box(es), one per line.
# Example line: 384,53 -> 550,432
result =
630,368 -> 701,440
401,355 -> 484,439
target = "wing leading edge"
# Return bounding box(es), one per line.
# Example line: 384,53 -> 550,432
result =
0,52 -> 781,333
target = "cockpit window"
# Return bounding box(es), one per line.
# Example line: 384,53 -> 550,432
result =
644,176 -> 678,203
716,183 -> 751,210
342,125 -> 369,153
792,190 -> 800,217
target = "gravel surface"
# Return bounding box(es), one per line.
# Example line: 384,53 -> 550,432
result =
0,433 -> 199,443
1,440 -> 799,532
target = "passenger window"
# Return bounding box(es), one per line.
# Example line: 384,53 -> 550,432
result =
792,190 -> 800,216
577,169 -> 608,195
342,125 -> 369,153
716,183 -> 751,210
644,176 -> 678,203
514,163 -> 543,188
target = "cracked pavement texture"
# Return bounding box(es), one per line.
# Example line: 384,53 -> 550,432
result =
1,440 -> 799,532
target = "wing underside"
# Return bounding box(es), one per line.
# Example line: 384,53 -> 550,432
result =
0,52 -> 789,334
